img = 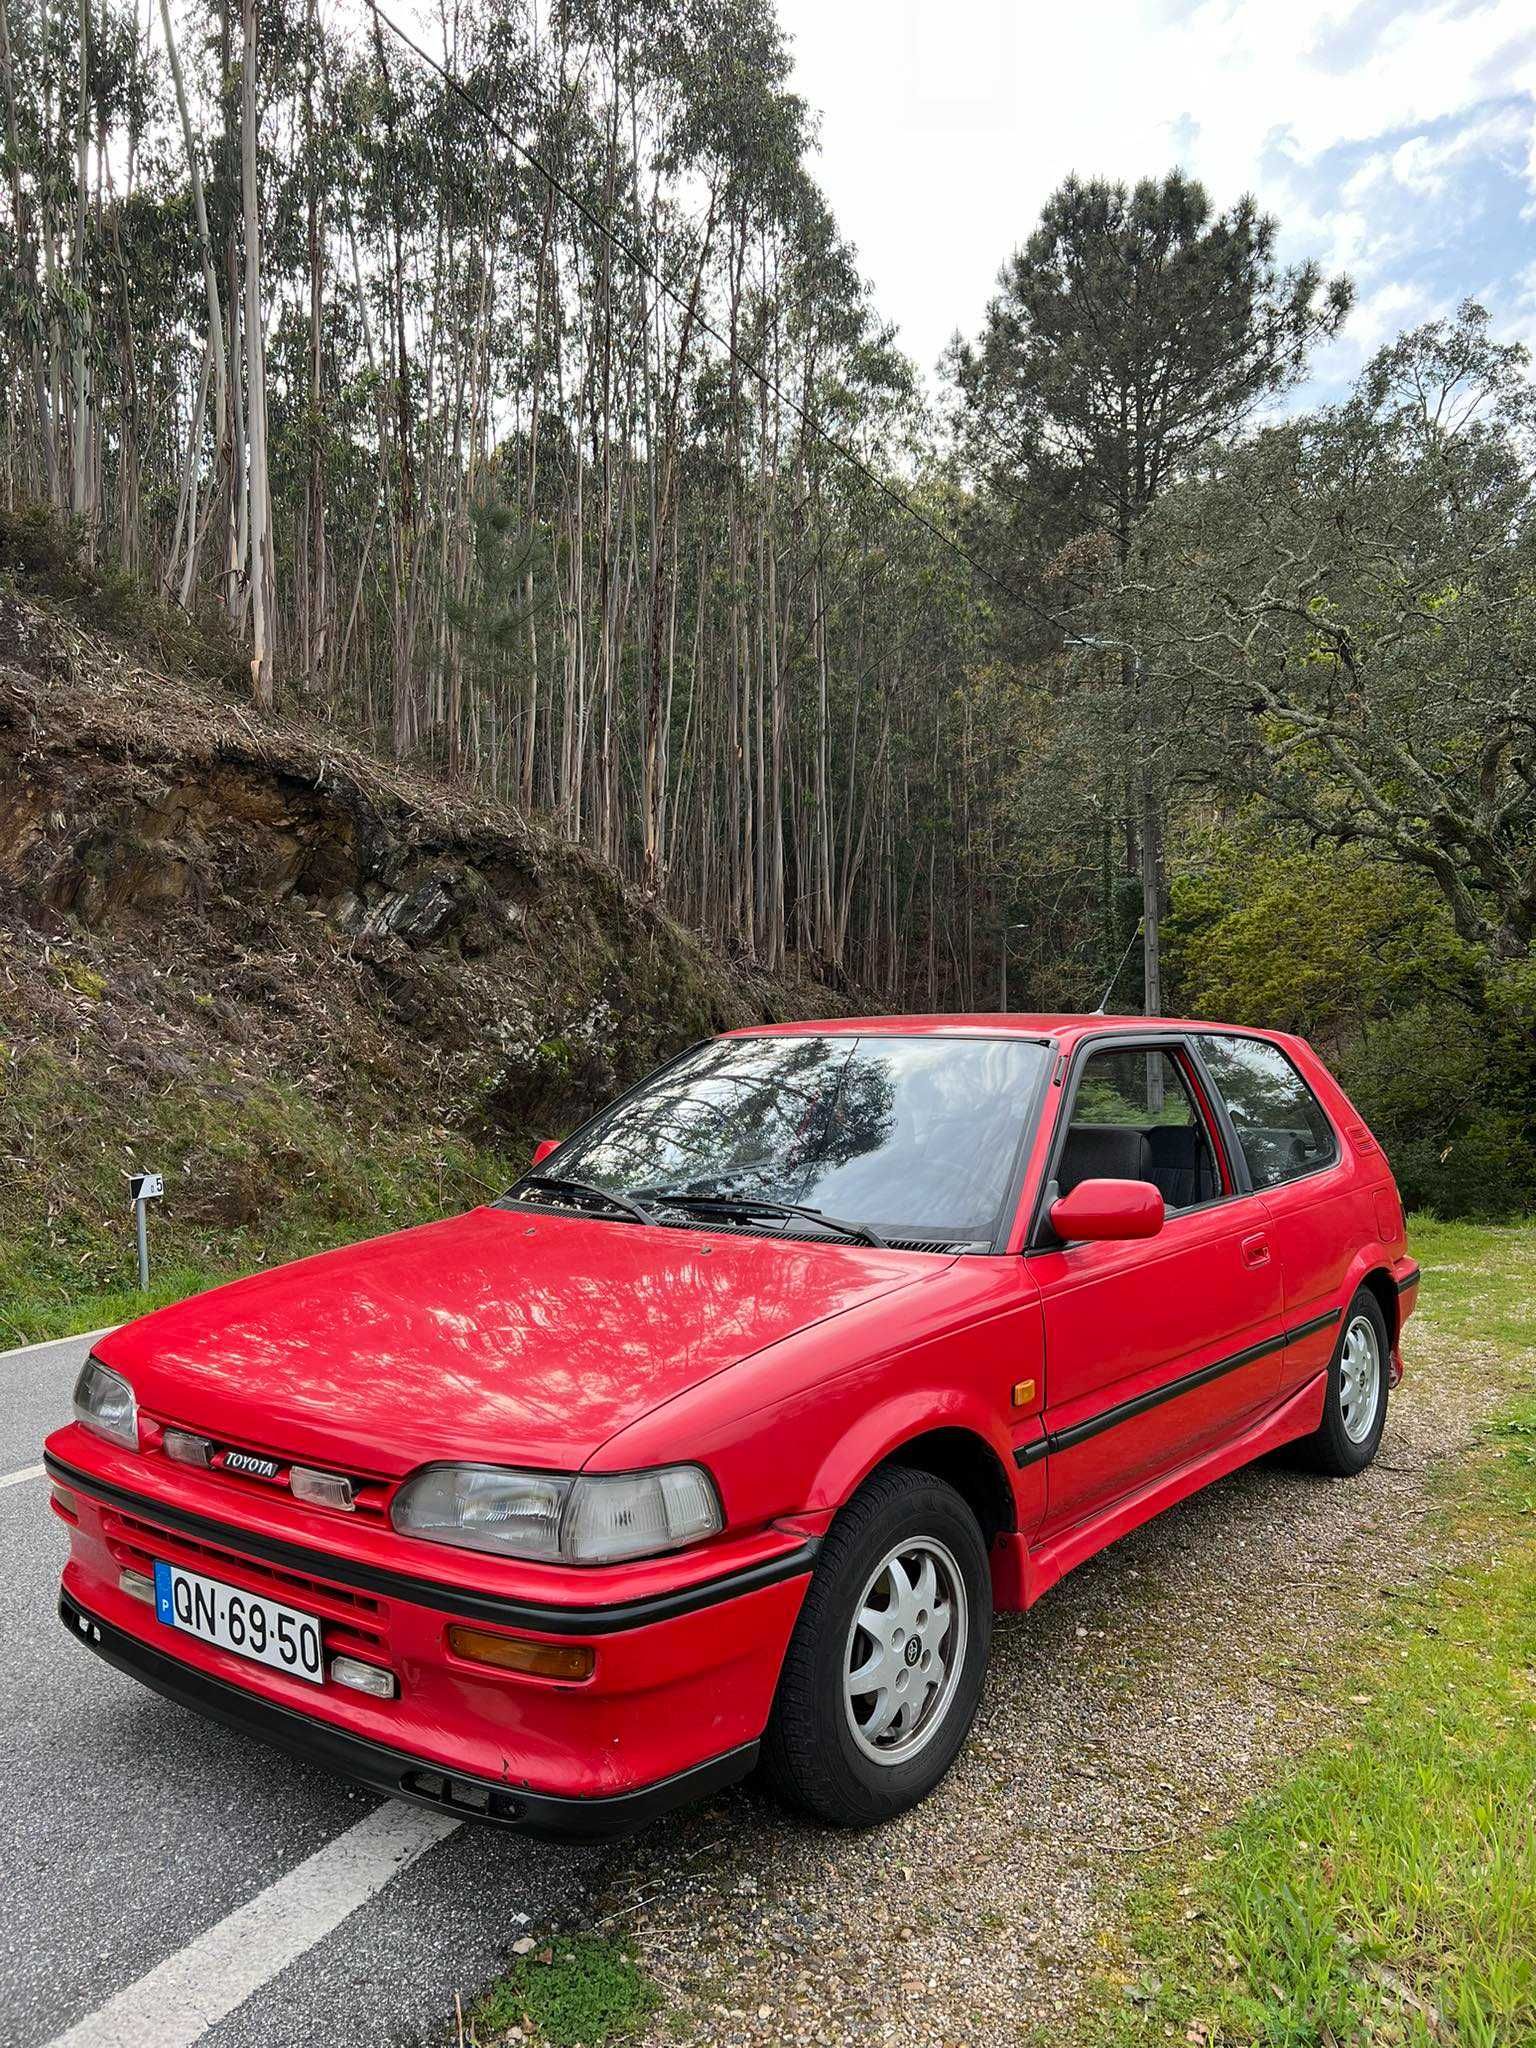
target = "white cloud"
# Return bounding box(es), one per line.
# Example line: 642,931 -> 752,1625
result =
776,0 -> 1536,384
1343,277 -> 1439,354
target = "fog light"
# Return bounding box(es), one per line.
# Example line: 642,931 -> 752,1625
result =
50,1482 -> 78,1519
119,1567 -> 155,1604
329,1655 -> 396,1699
446,1626 -> 594,1681
164,1430 -> 212,1467
291,1467 -> 355,1512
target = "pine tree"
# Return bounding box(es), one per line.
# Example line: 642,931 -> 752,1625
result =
955,170 -> 1351,1014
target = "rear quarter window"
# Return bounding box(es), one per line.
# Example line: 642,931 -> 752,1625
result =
1197,1035 -> 1338,1190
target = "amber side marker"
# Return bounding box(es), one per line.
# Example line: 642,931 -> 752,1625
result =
447,1626 -> 595,1681
1011,1378 -> 1037,1408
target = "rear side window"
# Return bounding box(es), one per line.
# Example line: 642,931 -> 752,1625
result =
1197,1036 -> 1337,1189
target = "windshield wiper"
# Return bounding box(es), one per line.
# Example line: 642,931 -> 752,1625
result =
514,1174 -> 658,1227
639,1191 -> 885,1249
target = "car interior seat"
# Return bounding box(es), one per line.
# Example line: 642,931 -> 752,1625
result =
1144,1124 -> 1218,1208
1057,1124 -> 1152,1195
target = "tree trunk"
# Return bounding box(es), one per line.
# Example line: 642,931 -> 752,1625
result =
70,0 -> 91,523
241,0 -> 272,705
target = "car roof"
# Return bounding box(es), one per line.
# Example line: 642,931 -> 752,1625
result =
724,1013 -> 1286,1048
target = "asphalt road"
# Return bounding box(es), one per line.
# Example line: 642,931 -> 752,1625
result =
0,1331 -> 631,2048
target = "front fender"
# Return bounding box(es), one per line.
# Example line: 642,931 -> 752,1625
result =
800,1386 -> 1020,1518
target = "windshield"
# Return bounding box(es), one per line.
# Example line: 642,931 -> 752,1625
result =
508,1033 -> 1048,1246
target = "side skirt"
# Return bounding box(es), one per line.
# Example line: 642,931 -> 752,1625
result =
991,1369 -> 1329,1612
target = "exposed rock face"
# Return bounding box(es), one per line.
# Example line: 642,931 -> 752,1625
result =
0,591 -> 846,1149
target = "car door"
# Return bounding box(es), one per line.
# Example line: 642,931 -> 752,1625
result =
1028,1034 -> 1288,1539
1193,1033 -> 1357,1400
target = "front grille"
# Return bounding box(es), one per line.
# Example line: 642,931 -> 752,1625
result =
103,1504 -> 387,1649
144,1415 -> 390,1519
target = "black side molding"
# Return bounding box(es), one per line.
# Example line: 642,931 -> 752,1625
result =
58,1590 -> 756,1837
1013,1309 -> 1342,1468
44,1453 -> 818,1636
1395,1264 -> 1421,1295
1284,1309 -> 1344,1343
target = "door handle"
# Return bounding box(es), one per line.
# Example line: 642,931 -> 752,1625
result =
1241,1233 -> 1271,1269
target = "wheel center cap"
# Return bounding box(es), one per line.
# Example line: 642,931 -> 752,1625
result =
904,1637 -> 922,1667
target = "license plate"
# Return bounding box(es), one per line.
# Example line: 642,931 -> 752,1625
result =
153,1561 -> 325,1685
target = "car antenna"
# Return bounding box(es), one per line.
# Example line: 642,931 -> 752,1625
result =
1092,917 -> 1144,1015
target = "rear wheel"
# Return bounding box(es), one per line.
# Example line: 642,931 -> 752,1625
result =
1298,1286 -> 1389,1475
761,1466 -> 991,1827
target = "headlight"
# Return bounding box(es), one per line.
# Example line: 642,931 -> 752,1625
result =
389,1466 -> 570,1559
390,1462 -> 722,1565
73,1357 -> 139,1450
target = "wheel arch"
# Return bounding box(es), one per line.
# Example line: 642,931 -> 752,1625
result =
805,1399 -> 1020,1548
878,1427 -> 1018,1546
1356,1262 -> 1400,1348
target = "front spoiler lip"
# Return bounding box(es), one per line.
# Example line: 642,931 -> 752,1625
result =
58,1589 -> 758,1839
44,1450 -> 819,1635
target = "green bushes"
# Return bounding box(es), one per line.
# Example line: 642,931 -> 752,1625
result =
1164,833 -> 1536,1219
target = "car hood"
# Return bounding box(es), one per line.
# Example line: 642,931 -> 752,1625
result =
98,1206 -> 944,1477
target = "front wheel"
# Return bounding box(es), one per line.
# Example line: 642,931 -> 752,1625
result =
761,1466 -> 991,1827
1298,1286 -> 1390,1476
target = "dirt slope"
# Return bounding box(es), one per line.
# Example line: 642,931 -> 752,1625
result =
0,582 -> 845,1331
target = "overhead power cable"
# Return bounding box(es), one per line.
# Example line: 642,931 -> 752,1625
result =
367,2 -> 1074,642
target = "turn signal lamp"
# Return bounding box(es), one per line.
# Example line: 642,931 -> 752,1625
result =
446,1626 -> 595,1681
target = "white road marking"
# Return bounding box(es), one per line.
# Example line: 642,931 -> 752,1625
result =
44,1801 -> 462,2048
0,1462 -> 46,1490
0,1326 -> 116,1364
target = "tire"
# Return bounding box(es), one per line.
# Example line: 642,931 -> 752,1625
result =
1297,1286 -> 1390,1476
761,1465 -> 991,1827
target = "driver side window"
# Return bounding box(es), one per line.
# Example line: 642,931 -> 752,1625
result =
1059,1045 -> 1222,1213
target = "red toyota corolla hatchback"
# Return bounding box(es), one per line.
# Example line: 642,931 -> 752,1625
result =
47,1016 -> 1417,1835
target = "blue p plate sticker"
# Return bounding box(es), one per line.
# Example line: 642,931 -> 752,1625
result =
153,1560 -> 175,1624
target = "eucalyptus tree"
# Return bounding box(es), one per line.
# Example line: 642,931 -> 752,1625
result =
0,0 -> 1043,1004
954,170 -> 1351,1011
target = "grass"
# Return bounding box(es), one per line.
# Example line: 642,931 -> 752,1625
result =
1,1263 -> 245,1350
1089,1228 -> 1536,2048
0,1032 -> 516,1347
465,1935 -> 659,2047
1404,1213 -> 1536,1354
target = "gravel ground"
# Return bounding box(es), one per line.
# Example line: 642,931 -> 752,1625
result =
579,1320 -> 1530,2048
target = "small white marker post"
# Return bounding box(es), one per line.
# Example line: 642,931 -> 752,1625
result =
128,1172 -> 163,1290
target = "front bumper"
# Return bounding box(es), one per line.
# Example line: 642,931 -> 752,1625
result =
48,1442 -> 813,1834
59,1589 -> 757,1838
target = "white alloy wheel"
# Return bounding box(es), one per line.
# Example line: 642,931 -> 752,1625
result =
842,1536 -> 968,1765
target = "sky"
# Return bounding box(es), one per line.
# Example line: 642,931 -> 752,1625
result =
774,0 -> 1536,401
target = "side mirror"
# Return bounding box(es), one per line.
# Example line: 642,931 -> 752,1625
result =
531,1137 -> 561,1169
1049,1177 -> 1164,1243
